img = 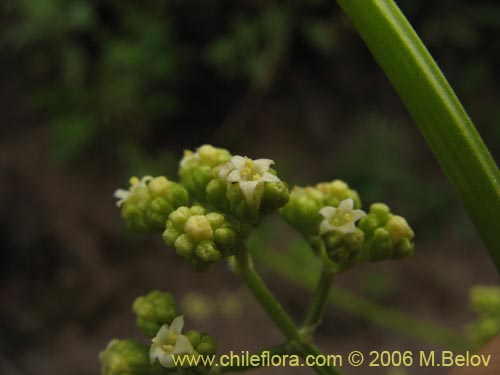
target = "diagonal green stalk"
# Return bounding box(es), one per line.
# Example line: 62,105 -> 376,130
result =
250,236 -> 471,351
236,244 -> 344,375
336,0 -> 500,272
303,265 -> 336,330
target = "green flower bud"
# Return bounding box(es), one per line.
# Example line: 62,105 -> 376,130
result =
115,176 -> 189,233
280,186 -> 325,236
179,145 -> 232,202
323,228 -> 365,268
359,203 -> 415,262
469,285 -> 500,315
209,155 -> 289,226
132,290 -> 178,338
316,180 -> 361,209
163,205 -> 237,271
182,330 -> 217,373
466,285 -> 500,348
100,339 -> 155,375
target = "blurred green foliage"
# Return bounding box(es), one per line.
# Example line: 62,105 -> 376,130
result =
4,0 -> 500,163
3,0 -> 339,163
2,0 -> 499,239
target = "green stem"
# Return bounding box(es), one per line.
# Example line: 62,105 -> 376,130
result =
336,0 -> 500,272
238,253 -> 301,340
237,245 -> 344,374
303,266 -> 336,330
251,236 -> 471,351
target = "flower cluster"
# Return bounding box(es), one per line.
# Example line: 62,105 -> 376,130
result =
108,145 -> 421,375
114,176 -> 189,232
280,180 -> 361,239
100,291 -> 216,375
100,339 -> 154,375
206,155 -> 290,226
179,145 -> 232,203
466,285 -> 500,347
358,203 -> 414,262
163,206 -> 237,271
280,179 -> 414,270
133,290 -> 178,337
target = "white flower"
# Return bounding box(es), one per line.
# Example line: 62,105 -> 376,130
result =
113,176 -> 153,207
219,155 -> 280,201
149,316 -> 194,368
319,198 -> 366,235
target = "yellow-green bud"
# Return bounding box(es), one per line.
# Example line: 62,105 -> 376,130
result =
132,290 -> 178,338
185,215 -> 214,242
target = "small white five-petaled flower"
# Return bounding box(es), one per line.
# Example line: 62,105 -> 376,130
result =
219,155 -> 280,201
113,176 -> 153,207
150,315 -> 194,368
319,198 -> 367,235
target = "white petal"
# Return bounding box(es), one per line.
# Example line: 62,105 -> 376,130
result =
338,198 -> 354,211
218,162 -> 233,180
140,176 -> 154,187
150,343 -> 163,364
169,316 -> 184,334
336,222 -> 356,234
319,220 -> 334,235
351,209 -> 367,221
114,189 -> 128,199
231,155 -> 247,169
261,172 -> 280,183
253,159 -> 274,173
226,169 -> 242,183
239,180 -> 260,201
114,189 -> 129,207
159,354 -> 174,368
155,324 -> 170,342
319,206 -> 337,219
173,335 -> 194,355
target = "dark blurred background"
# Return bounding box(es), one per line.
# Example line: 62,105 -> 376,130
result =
0,0 -> 499,374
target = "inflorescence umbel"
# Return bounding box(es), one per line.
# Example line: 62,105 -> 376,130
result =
102,145 -> 416,375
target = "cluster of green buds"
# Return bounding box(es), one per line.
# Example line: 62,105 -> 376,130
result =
280,180 -> 361,239
163,205 -> 237,271
179,145 -> 232,203
100,339 -> 157,375
281,179 -> 414,270
466,285 -> 500,347
178,145 -> 290,227
133,290 -> 178,337
100,290 -> 216,375
358,203 -> 414,262
114,176 -> 189,232
114,145 -> 290,271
